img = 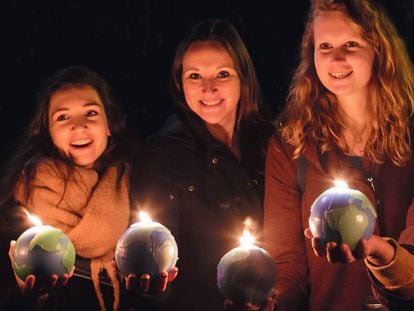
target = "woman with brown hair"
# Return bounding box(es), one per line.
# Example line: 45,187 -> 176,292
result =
133,19 -> 274,310
264,0 -> 414,310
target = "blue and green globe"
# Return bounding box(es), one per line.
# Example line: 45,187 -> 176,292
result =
217,246 -> 277,306
309,186 -> 377,251
115,221 -> 178,277
12,225 -> 76,281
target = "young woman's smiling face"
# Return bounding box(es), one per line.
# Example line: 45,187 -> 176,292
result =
182,41 -> 240,134
313,11 -> 375,101
48,85 -> 110,168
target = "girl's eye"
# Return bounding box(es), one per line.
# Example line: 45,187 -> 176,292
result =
85,110 -> 98,117
189,73 -> 201,80
346,41 -> 359,48
56,114 -> 69,121
217,71 -> 230,79
319,42 -> 332,50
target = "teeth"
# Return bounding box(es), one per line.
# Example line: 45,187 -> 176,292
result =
71,139 -> 92,146
201,100 -> 221,106
330,71 -> 353,78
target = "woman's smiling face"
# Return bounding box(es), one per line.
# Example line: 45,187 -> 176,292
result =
182,41 -> 241,134
313,11 -> 375,100
48,85 -> 110,168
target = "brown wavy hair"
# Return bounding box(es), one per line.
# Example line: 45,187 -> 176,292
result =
280,0 -> 414,165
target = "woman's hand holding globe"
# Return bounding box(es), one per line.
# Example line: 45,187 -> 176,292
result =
123,266 -> 178,294
8,240 -> 75,293
304,228 -> 395,266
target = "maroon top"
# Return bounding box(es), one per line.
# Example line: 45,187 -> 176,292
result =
264,134 -> 414,311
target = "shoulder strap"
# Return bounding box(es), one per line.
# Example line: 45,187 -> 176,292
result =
297,155 -> 307,196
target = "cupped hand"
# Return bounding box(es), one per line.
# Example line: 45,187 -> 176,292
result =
124,266 -> 178,294
304,228 -> 394,265
304,228 -> 358,263
9,240 -> 74,293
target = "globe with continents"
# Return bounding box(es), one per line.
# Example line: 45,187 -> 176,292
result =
115,221 -> 178,276
217,246 -> 277,306
13,225 -> 76,282
309,185 -> 377,251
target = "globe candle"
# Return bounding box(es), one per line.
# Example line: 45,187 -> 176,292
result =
115,211 -> 178,277
12,212 -> 76,282
217,220 -> 277,306
309,180 -> 378,251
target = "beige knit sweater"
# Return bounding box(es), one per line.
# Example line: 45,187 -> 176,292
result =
14,159 -> 130,311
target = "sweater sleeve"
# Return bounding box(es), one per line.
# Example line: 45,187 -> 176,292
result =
366,197 -> 414,305
365,238 -> 414,300
263,135 -> 309,311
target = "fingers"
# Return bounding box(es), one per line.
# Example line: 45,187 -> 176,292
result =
125,269 -> 177,294
8,240 -> 16,262
140,274 -> 151,293
157,272 -> 168,292
262,292 -> 277,311
168,266 -> 178,282
338,243 -> 356,263
326,241 -> 340,263
311,237 -> 326,257
50,274 -> 59,287
125,273 -> 150,292
326,242 -> 356,263
354,239 -> 369,259
68,266 -> 75,278
22,274 -> 35,292
304,228 -> 313,239
61,273 -> 71,287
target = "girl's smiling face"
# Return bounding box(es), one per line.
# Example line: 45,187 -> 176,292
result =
181,41 -> 241,135
313,11 -> 375,101
48,85 -> 110,168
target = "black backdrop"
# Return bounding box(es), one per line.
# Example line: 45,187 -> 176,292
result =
2,0 -> 414,161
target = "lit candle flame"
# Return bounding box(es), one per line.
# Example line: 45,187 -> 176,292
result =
24,210 -> 42,226
139,211 -> 152,224
334,180 -> 349,189
240,217 -> 256,247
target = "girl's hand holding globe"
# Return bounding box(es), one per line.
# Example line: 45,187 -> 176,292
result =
307,181 -> 378,263
9,240 -> 75,292
9,217 -> 76,292
115,212 -> 179,295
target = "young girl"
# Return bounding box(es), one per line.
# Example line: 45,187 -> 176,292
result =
132,20 -> 274,310
0,65 -> 131,311
264,0 -> 414,310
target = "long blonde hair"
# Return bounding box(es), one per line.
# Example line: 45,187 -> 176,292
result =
280,0 -> 414,166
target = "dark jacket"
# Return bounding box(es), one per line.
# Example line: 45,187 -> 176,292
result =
132,110 -> 272,310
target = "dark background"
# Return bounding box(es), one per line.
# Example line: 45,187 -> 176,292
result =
2,0 -> 414,162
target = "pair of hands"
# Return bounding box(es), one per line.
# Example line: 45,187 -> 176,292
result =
8,240 -> 177,295
123,266 -> 178,294
304,228 -> 395,266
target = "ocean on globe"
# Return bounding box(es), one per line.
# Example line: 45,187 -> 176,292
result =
217,246 -> 277,306
12,225 -> 76,282
309,186 -> 377,251
115,221 -> 178,277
